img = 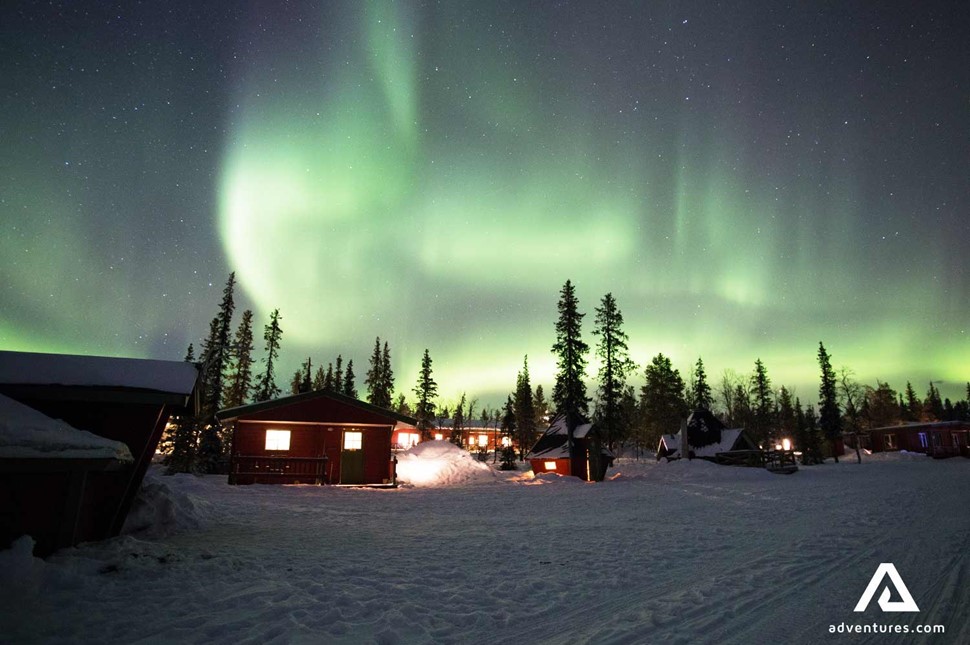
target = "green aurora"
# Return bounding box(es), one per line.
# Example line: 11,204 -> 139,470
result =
2,1 -> 967,405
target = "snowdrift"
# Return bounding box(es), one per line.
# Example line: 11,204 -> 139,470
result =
121,467 -> 214,538
395,440 -> 497,487
0,393 -> 132,461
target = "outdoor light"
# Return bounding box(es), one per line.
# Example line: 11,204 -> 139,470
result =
774,443 -> 782,451
782,438 -> 792,451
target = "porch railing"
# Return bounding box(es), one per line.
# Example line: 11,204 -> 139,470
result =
231,456 -> 328,483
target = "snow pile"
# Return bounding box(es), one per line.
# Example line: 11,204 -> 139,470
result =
0,536 -> 45,604
527,471 -> 588,485
0,394 -> 132,461
121,467 -> 214,538
395,440 -> 497,487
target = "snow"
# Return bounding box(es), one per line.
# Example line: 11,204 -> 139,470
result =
395,440 -> 497,487
0,393 -> 133,461
0,350 -> 198,394
1,456 -> 968,644
659,427 -> 747,459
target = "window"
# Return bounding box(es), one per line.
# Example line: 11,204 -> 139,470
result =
477,434 -> 488,447
501,436 -> 512,447
265,430 -> 291,451
399,432 -> 419,448
544,461 -> 558,471
918,432 -> 928,448
344,431 -> 362,450
953,434 -> 961,448
884,433 -> 897,450
434,433 -> 444,441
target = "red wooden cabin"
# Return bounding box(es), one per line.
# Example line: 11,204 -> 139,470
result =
218,390 -> 418,486
526,413 -> 613,481
0,350 -> 199,555
867,421 -> 970,458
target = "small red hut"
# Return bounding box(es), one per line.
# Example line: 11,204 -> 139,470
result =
526,413 -> 613,481
218,390 -> 418,486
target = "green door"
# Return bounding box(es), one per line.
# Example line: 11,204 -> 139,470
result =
340,430 -> 365,484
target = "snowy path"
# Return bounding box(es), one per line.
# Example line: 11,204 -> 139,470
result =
1,456 -> 968,644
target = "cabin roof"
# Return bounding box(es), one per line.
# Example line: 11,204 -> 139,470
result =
526,413 -> 611,459
216,388 -> 418,426
867,421 -> 970,433
658,427 -> 750,458
0,350 -> 199,396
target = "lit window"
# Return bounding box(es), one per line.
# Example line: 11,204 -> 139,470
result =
401,432 -> 419,448
478,435 -> 488,447
344,431 -> 362,450
544,461 -> 557,471
884,433 -> 897,450
501,436 -> 511,447
265,430 -> 291,451
918,432 -> 928,448
434,433 -> 443,441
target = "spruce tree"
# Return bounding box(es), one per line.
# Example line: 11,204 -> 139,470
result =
223,310 -> 255,409
450,392 -> 467,447
184,343 -> 195,362
533,384 -> 549,428
343,359 -> 357,398
313,365 -> 326,391
254,309 -> 283,401
639,353 -> 688,448
500,395 -> 517,469
300,357 -> 312,393
366,338 -> 384,405
290,369 -> 303,395
749,359 -> 773,447
592,293 -> 635,451
817,342 -> 842,462
514,357 -> 538,459
381,342 -> 394,405
903,381 -> 921,421
323,363 -> 335,391
731,383 -> 752,431
413,349 -> 438,439
334,355 -> 343,393
777,386 -> 796,443
165,347 -> 201,473
551,280 -> 589,421
692,357 -> 713,410
923,382 -> 943,421
201,273 -> 236,417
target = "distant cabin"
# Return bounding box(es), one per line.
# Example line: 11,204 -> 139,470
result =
217,390 -> 418,486
526,413 -> 613,481
865,421 -> 969,459
405,418 -> 509,452
657,408 -> 758,464
0,350 -> 199,555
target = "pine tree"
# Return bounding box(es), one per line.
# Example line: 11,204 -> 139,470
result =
254,309 -> 283,401
413,349 -> 438,439
923,382 -> 943,421
794,398 -> 823,465
551,280 -> 589,421
749,359 -> 773,447
864,381 -> 900,429
323,363 -> 335,391
731,383 -> 752,431
343,359 -> 357,398
334,355 -> 343,393
817,342 -> 842,462
639,353 -> 688,448
903,381 -> 921,421
514,357 -> 538,459
223,310 -> 255,409
394,393 -> 411,416
164,348 -> 200,473
592,293 -> 635,451
184,343 -> 195,362
300,357 -> 312,393
692,357 -> 713,411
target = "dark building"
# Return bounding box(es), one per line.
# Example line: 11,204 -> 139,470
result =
526,413 -> 613,481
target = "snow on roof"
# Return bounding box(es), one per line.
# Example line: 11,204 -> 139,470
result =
659,428 -> 746,459
526,413 -> 609,459
0,350 -> 198,394
544,414 -> 593,439
0,393 -> 133,461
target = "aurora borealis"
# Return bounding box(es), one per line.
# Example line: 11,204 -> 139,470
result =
2,1 -> 968,404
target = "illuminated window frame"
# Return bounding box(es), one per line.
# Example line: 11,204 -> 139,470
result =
434,433 -> 444,441
544,461 -> 558,471
477,434 -> 488,448
265,429 -> 291,451
344,431 -> 363,451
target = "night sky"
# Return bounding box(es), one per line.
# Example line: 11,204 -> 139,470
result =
2,1 -> 968,405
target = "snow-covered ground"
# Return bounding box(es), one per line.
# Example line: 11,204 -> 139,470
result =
1,448 -> 968,644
